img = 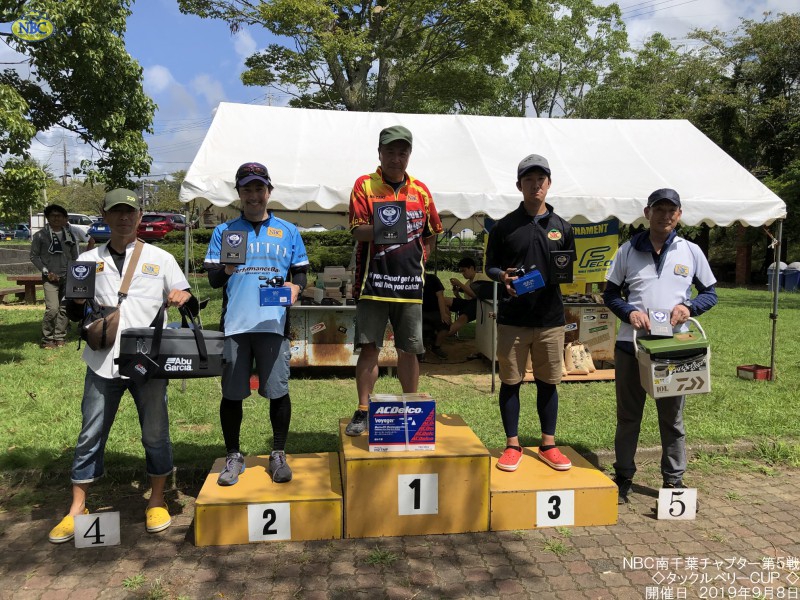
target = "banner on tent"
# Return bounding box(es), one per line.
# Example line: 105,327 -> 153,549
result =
561,218 -> 619,293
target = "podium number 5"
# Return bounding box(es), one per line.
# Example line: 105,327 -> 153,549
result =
398,474 -> 438,515
248,503 -> 291,541
536,490 -> 574,527
657,488 -> 698,520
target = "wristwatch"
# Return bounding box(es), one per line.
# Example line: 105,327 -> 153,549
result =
681,299 -> 693,314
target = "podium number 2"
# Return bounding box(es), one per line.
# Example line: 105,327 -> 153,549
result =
398,474 -> 438,515
536,490 -> 574,527
248,503 -> 291,541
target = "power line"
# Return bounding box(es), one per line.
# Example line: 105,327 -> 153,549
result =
624,0 -> 702,19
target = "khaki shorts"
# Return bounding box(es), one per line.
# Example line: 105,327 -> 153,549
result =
496,324 -> 564,385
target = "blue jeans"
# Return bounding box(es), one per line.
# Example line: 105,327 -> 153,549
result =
71,368 -> 173,484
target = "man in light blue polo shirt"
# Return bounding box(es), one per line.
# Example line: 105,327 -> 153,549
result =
204,162 -> 309,486
603,188 -> 717,504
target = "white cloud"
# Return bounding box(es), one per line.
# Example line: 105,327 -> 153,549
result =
190,74 -> 227,108
144,65 -> 175,95
233,29 -> 257,60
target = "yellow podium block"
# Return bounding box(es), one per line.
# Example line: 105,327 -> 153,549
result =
194,452 -> 342,546
339,414 -> 490,538
489,446 -> 617,531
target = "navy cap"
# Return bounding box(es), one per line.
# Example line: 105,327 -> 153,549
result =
647,188 -> 681,208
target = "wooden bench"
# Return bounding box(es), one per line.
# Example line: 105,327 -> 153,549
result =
13,275 -> 44,303
0,287 -> 26,303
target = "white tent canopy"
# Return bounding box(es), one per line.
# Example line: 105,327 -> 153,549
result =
180,103 -> 786,228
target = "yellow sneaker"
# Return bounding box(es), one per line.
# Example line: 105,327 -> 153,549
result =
145,506 -> 171,533
48,509 -> 89,544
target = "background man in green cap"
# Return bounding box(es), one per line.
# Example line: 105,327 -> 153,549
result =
345,125 -> 443,436
29,203 -> 80,348
48,189 -> 197,544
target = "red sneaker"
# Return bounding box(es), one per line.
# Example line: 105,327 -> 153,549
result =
496,446 -> 523,472
538,447 -> 572,471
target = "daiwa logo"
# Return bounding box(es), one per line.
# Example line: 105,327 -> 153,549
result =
164,357 -> 193,372
374,406 -> 423,415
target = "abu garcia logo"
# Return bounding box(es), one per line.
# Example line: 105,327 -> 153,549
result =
164,357 -> 193,372
12,11 -> 55,42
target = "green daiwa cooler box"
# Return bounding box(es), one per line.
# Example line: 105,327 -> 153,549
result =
635,318 -> 710,399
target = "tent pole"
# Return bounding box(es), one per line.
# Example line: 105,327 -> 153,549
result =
768,219 -> 782,381
491,281 -> 497,394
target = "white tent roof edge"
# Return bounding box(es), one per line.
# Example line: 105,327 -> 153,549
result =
179,103 -> 787,228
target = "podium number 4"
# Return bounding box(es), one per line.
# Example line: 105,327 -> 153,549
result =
248,503 -> 291,541
74,512 -> 121,548
657,488 -> 698,520
536,490 -> 575,527
398,474 -> 438,515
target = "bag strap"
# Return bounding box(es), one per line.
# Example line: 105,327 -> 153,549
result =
148,302 -> 210,370
117,240 -> 144,306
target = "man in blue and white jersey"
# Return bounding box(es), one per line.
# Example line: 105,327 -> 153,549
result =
204,162 -> 309,486
603,188 -> 717,504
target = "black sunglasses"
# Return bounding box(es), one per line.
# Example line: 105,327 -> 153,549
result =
236,163 -> 269,179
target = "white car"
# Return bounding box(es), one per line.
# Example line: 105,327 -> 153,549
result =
67,213 -> 93,242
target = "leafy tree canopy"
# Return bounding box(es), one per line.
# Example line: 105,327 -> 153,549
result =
0,0 -> 156,216
178,0 -> 532,112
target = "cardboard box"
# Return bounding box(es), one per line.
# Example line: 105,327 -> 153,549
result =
636,333 -> 711,399
368,393 -> 436,452
736,364 -> 771,380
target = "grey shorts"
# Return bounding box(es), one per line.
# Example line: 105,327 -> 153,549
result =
222,333 -> 290,400
354,299 -> 424,354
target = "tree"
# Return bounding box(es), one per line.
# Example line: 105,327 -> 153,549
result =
0,0 -> 156,216
178,0 -> 531,112
577,33 -> 719,120
505,0 -> 627,118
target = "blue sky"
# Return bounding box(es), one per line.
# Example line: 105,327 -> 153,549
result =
4,0 -> 789,182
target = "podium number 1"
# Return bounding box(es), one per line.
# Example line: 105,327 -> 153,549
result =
398,474 -> 438,515
536,490 -> 575,527
248,503 -> 291,541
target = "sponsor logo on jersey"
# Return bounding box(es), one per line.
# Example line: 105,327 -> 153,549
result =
674,264 -> 689,277
548,229 -> 562,240
267,227 -> 283,238
141,263 -> 160,276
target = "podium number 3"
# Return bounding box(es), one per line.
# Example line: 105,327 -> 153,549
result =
248,503 -> 291,541
536,490 -> 575,527
398,474 -> 438,515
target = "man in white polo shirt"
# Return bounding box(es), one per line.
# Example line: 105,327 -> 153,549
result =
48,189 -> 196,543
603,188 -> 717,504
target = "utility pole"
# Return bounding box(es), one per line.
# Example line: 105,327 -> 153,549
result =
62,140 -> 68,186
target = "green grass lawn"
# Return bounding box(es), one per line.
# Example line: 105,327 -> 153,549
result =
1,276 -> 798,475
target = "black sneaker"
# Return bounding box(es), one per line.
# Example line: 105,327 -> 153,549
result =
268,451 -> 293,483
430,346 -> 448,359
661,480 -> 699,513
345,409 -> 368,436
217,451 -> 245,486
614,475 -> 633,504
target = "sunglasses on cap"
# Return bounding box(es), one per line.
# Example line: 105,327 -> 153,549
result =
236,163 -> 269,180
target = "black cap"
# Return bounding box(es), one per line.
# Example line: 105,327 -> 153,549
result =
43,204 -> 68,218
647,188 -> 681,208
